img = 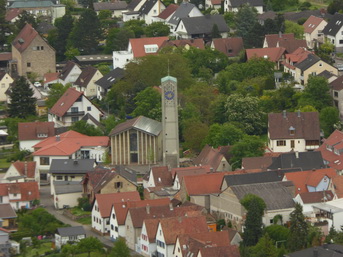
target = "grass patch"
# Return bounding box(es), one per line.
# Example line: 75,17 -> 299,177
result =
76,217 -> 92,225
70,207 -> 91,225
0,158 -> 11,170
25,242 -> 53,257
70,207 -> 91,216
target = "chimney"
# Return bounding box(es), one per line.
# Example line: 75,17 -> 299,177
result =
295,151 -> 299,159
24,161 -> 28,176
56,135 -> 60,141
146,204 -> 150,214
169,203 -> 174,211
282,110 -> 286,118
297,110 -> 301,118
313,248 -> 318,257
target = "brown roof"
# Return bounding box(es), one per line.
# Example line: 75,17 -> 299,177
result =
44,72 -> 59,84
265,33 -> 295,47
316,130 -> 343,170
0,182 -> 39,202
96,191 -> 140,218
158,4 -> 178,19
0,204 -> 17,219
130,37 -> 169,58
212,37 -> 244,57
0,52 -> 12,62
12,161 -> 36,178
59,61 -> 80,81
333,176 -> 343,198
268,111 -> 320,140
74,66 -> 98,88
331,75 -> 343,91
151,166 -> 173,187
198,245 -> 240,257
303,15 -> 325,34
160,216 -> 208,245
183,173 -> 225,195
160,38 -> 205,50
264,33 -> 307,53
193,145 -> 230,171
242,156 -> 274,170
144,218 -> 160,243
84,168 -> 115,194
299,190 -> 335,204
18,121 -> 55,141
5,8 -> 22,22
12,23 -> 38,53
171,165 -> 211,182
246,47 -> 286,62
49,88 -> 83,117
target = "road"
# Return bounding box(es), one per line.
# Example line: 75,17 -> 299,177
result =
39,186 -> 141,256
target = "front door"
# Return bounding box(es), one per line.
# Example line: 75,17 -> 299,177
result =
291,140 -> 295,149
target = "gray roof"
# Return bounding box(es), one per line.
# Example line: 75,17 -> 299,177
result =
127,0 -> 141,11
322,13 -> 343,37
109,116 -> 162,137
139,0 -> 158,15
80,113 -> 103,128
9,0 -> 63,8
54,181 -> 83,194
295,54 -> 320,71
74,55 -> 112,63
229,0 -> 264,8
231,182 -> 295,211
57,226 -> 86,237
0,204 -> 17,219
93,1 -> 127,11
180,15 -> 228,35
286,244 -> 343,257
223,171 -> 284,187
169,2 -> 199,26
95,68 -> 124,90
115,165 -> 137,183
49,159 -> 96,174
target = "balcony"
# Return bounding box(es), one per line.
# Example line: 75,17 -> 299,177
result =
64,111 -> 85,117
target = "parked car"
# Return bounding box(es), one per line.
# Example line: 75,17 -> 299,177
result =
34,82 -> 42,87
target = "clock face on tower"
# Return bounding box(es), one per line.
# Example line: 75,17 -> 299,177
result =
165,90 -> 174,100
164,82 -> 175,102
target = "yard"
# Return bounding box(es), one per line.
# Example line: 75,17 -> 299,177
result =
69,207 -> 92,225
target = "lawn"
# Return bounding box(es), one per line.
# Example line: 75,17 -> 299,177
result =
0,158 -> 11,170
70,207 -> 92,225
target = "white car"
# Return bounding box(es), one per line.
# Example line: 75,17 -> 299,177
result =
34,82 -> 42,87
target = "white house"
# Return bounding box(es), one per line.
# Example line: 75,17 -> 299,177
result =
322,13 -> 343,53
224,0 -> 264,14
312,198 -> 343,231
140,218 -> 159,256
55,226 -> 86,249
0,72 -> 13,102
2,161 -> 39,186
58,61 -> 82,86
303,15 -> 327,49
73,66 -> 103,98
294,191 -> 336,216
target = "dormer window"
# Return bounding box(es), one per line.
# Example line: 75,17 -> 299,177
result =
144,44 -> 158,53
37,133 -> 48,138
289,126 -> 295,135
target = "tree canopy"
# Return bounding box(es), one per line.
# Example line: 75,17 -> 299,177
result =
288,203 -> 308,251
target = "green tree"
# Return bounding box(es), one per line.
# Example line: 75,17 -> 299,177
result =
46,83 -> 70,109
230,135 -> 265,169
211,23 -> 221,38
285,20 -> 304,39
288,203 -> 308,251
235,5 -> 258,48
315,40 -> 335,65
77,237 -> 103,257
69,121 -> 104,136
62,243 -> 79,257
145,22 -> 170,37
53,14 -> 74,60
8,76 -> 36,118
240,194 -> 266,246
320,107 -> 339,138
264,225 -> 289,243
14,11 -> 37,32
105,27 -> 135,53
109,237 -> 130,257
131,87 -> 161,121
307,224 -> 323,247
69,9 -> 103,54
182,119 -> 209,152
203,123 -> 244,148
249,233 -> 278,257
124,20 -> 145,38
328,0 -> 343,14
65,47 -> 80,60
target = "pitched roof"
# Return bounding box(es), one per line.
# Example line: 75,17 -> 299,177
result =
193,145 -> 230,171
160,38 -> 205,50
180,14 -> 228,35
160,216 -> 208,245
59,61 -> 80,81
157,4 -> 178,19
169,2 -> 200,26
322,13 -> 343,37
231,181 -> 295,210
198,246 -> 240,257
57,226 -> 86,236
229,0 -> 263,7
331,75 -> 343,91
299,190 -> 334,204
93,1 -> 127,11
49,88 -> 83,117
95,68 -> 124,90
303,15 -> 326,34
74,66 -> 99,88
0,182 -> 39,202
130,37 -> 169,58
242,156 -> 275,170
5,8 -> 22,22
49,159 -> 96,174
18,121 -> 55,141
96,191 -> 140,218
10,0 -> 58,8
264,33 -> 307,53
139,0 -> 158,14
150,166 -> 173,187
268,111 -> 320,140
171,165 -> 211,181
127,0 -> 141,10
0,52 -> 12,62
183,173 -> 225,195
333,176 -> 343,198
295,53 -> 321,71
286,244 -> 343,257
12,161 -> 36,178
143,218 -> 160,243
265,33 -> 295,47
44,72 -> 59,84
12,23 -> 38,53
109,116 -> 162,136
212,37 -> 244,57
284,168 -> 337,194
0,204 -> 17,219
246,47 -> 286,62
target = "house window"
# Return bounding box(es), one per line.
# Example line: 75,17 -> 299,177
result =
13,193 -> 17,197
276,140 -> 286,146
71,107 -> 78,113
81,150 -> 90,159
72,117 -> 79,122
56,175 -> 63,180
112,213 -> 115,219
40,46 -> 44,50
40,157 -> 49,165
87,106 -> 91,111
27,62 -> 31,67
311,72 -> 316,76
115,226 -> 118,232
111,225 -> 114,230
1,83 -> 5,88
114,182 -> 123,189
335,91 -> 339,97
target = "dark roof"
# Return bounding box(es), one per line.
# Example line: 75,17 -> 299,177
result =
0,204 -> 17,219
95,68 -> 124,90
258,9 -> 332,23
139,0 -> 157,14
54,181 -> 83,194
115,166 -> 138,183
193,145 -> 230,171
49,159 -> 96,174
229,0 -> 263,8
57,226 -> 86,237
93,1 -> 127,11
59,61 -> 80,81
127,0 -> 141,10
331,75 -> 343,91
74,66 -> 98,88
318,70 -> 336,79
295,54 -> 321,71
212,37 -> 244,57
169,2 -> 199,26
36,22 -> 56,34
268,151 -> 325,171
223,171 -> 283,187
285,244 -> 343,257
323,13 -> 343,37
231,181 -> 295,210
268,111 -> 320,140
180,15 -> 228,35
80,113 -> 103,128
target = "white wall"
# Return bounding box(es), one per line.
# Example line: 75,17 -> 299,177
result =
0,73 -> 13,102
112,51 -> 133,69
19,139 -> 41,152
60,65 -> 82,85
54,191 -> 82,209
55,233 -> 86,249
268,138 -> 307,153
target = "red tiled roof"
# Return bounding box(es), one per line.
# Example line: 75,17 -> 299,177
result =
49,88 -> 83,117
158,4 -> 178,19
160,38 -> 205,50
333,176 -> 343,198
212,37 -> 244,57
0,52 -> 12,61
246,47 -> 286,62
5,8 -> 22,22
96,191 -> 140,218
284,47 -> 312,70
303,15 -> 325,34
44,72 -> 59,84
12,23 -> 38,53
144,218 -> 160,243
331,75 -> 343,91
211,0 -> 222,5
18,121 -> 55,141
171,165 -> 211,181
151,166 -> 173,187
198,245 -> 240,257
130,37 -> 169,58
183,173 -> 225,195
242,156 -> 274,170
265,33 -> 295,47
299,190 -> 335,204
12,161 -> 36,178
316,130 -> 343,170
193,145 -> 230,171
264,33 -> 307,53
0,182 -> 39,201
284,168 -> 337,194
32,130 -> 109,156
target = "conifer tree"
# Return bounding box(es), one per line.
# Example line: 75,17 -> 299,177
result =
288,203 -> 308,251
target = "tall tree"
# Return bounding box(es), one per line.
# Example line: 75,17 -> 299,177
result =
203,123 -> 245,148
240,194 -> 266,246
320,107 -> 339,138
288,203 -> 308,251
69,120 -> 104,136
109,237 -> 130,257
105,27 -> 135,53
145,22 -> 170,37
14,11 -> 37,33
77,237 -> 103,257
53,14 -> 74,60
249,233 -> 279,257
284,20 -> 304,39
8,76 -> 36,118
235,5 -> 258,48
69,9 -> 102,54
131,87 -> 161,121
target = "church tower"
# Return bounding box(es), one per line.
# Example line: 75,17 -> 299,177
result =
161,75 -> 179,168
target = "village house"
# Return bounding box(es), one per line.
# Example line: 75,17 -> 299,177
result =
95,67 -> 124,101
159,38 -> 205,51
92,191 -> 140,235
55,226 -> 86,249
73,66 -> 103,98
48,87 -> 103,128
171,165 -> 212,190
330,75 -> 343,119
283,47 -> 313,79
58,61 -> 82,86
312,198 -> 343,232
210,37 -> 244,58
193,145 -> 231,172
109,116 -> 162,165
93,2 -> 128,18
122,0 -> 165,24
0,72 -> 13,102
0,204 -> 17,231
2,161 -> 39,185
5,8 -> 22,23
322,12 -> 343,53
263,33 -> 307,54
246,47 -> 286,69
43,72 -> 59,89
224,0 -> 264,13
303,15 -> 327,49
205,0 -> 222,9
11,23 -> 55,79
18,121 -> 55,151
153,4 -> 178,24
268,111 -> 320,153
